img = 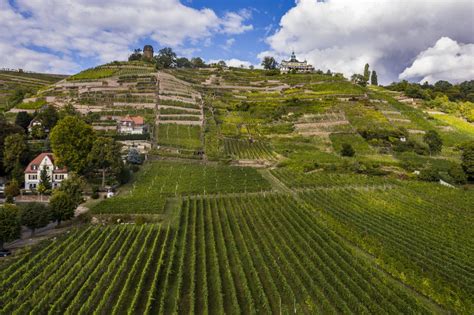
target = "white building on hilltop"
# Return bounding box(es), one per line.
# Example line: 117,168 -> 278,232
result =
24,153 -> 68,190
280,52 -> 314,73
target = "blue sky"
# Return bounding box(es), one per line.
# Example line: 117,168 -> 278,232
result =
1,0 -> 473,84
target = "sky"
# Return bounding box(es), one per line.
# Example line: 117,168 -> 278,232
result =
1,0 -> 473,84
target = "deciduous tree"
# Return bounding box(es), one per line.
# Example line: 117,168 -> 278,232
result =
50,116 -> 96,174
20,202 -> 50,236
0,204 -> 21,250
3,133 -> 27,174
49,190 -> 76,226
461,141 -> 474,180
88,137 -> 123,187
261,56 -> 278,70
15,111 -> 32,130
423,130 -> 443,155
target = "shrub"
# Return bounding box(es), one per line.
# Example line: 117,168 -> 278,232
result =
341,143 -> 355,157
418,166 -> 440,182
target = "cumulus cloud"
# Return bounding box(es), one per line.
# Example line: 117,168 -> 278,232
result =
0,0 -> 253,73
263,0 -> 474,83
221,9 -> 254,34
399,37 -> 474,84
209,58 -> 255,68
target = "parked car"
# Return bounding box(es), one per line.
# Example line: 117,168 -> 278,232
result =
0,249 -> 11,257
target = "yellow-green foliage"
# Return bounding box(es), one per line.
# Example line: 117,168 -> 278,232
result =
68,68 -> 117,81
432,114 -> 474,136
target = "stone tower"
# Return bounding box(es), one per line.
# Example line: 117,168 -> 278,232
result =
143,45 -> 154,60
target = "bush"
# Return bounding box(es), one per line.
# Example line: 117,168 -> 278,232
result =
418,166 -> 440,182
341,143 -> 355,157
91,185 -> 100,199
448,164 -> 467,184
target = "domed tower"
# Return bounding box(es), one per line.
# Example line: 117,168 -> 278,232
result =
143,45 -> 154,60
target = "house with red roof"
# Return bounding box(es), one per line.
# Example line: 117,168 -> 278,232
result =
24,153 -> 68,190
117,115 -> 148,135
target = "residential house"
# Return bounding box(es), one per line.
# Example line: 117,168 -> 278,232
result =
117,115 -> 148,135
24,153 -> 68,190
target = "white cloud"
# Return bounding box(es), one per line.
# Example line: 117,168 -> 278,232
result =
221,9 -> 254,34
263,0 -> 474,83
0,0 -> 253,73
221,38 -> 236,51
209,58 -> 255,68
399,37 -> 474,84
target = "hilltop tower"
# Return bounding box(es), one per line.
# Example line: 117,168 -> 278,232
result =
143,45 -> 154,60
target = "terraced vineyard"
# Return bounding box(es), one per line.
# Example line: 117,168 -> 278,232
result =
92,161 -> 271,214
0,195 -> 436,314
0,70 -> 65,111
223,138 -> 277,160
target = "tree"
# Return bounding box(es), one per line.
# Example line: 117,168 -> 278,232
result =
341,143 -> 355,157
217,60 -> 227,68
127,148 -> 143,165
261,56 -> 278,70
36,105 -> 59,131
461,141 -> 474,180
0,117 -> 24,175
58,103 -> 80,119
176,57 -> 192,68
37,166 -> 52,198
15,111 -> 32,130
57,173 -> 86,206
154,47 -> 177,69
351,74 -> 367,87
49,190 -> 76,226
363,63 -> 370,81
20,203 -> 50,236
3,133 -> 27,174
191,57 -> 206,68
30,124 -> 46,139
128,48 -> 142,61
371,70 -> 378,85
0,204 -> 21,250
50,116 -> 96,174
5,179 -> 20,203
448,164 -> 467,184
88,137 -> 123,187
423,130 -> 443,155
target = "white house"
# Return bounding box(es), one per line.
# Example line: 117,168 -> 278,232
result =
117,115 -> 148,135
24,153 -> 68,190
27,117 -> 43,134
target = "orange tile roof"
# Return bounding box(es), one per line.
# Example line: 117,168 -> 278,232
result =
121,115 -> 144,125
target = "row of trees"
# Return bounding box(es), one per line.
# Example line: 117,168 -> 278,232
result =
129,47 -> 206,69
351,63 -> 377,86
387,80 -> 474,102
0,173 -> 85,250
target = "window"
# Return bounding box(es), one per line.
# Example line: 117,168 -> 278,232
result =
55,174 -> 65,180
32,165 -> 38,170
29,175 -> 38,180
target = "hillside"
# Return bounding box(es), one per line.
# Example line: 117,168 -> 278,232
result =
0,70 -> 66,112
1,62 -> 473,314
